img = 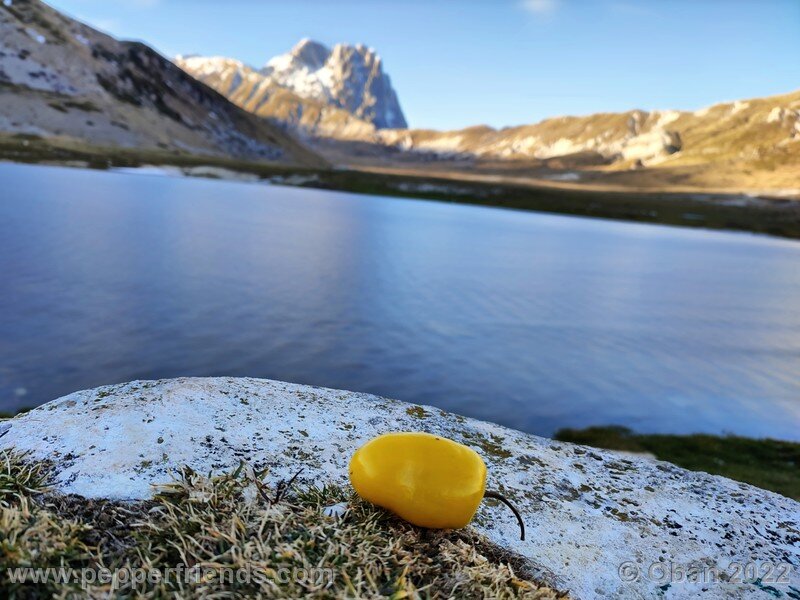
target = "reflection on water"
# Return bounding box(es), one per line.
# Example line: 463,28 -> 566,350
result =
1,163 -> 799,439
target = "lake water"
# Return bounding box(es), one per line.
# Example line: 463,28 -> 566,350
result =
1,163 -> 799,440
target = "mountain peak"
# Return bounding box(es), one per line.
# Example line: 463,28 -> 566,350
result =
254,39 -> 406,129
289,38 -> 330,69
181,39 -> 407,130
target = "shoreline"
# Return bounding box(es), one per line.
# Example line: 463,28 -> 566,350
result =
2,134 -> 800,240
347,163 -> 800,200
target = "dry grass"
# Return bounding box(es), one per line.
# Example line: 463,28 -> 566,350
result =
0,450 -> 566,599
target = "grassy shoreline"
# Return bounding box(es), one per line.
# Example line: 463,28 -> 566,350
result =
3,134 -> 800,240
555,426 -> 800,500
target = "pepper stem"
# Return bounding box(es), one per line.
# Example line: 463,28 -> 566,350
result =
483,490 -> 526,541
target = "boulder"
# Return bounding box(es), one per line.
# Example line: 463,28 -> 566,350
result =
1,377 -> 798,599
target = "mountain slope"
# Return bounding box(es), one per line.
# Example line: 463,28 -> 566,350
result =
378,110 -> 683,165
175,56 -> 377,141
0,0 -> 325,167
379,92 -> 800,168
176,39 -> 407,139
372,90 -> 800,189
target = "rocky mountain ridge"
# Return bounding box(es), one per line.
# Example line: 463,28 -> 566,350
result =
176,38 -> 406,141
175,54 -> 377,141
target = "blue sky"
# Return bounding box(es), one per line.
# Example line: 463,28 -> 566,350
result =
47,0 -> 800,130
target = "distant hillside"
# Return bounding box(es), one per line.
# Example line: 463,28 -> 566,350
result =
0,0 -> 325,167
379,91 -> 800,171
176,39 -> 406,141
376,90 -> 800,190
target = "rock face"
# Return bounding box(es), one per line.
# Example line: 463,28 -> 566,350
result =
2,377 -> 798,599
177,38 -> 407,139
264,39 -> 407,130
175,55 -> 377,141
0,0 -> 324,166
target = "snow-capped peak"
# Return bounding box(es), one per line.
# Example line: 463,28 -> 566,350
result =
288,38 -> 330,69
177,39 -> 407,130
260,39 -> 407,129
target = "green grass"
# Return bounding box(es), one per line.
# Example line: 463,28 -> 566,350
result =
554,426 -> 800,500
318,169 -> 800,240
0,134 -> 316,177
0,408 -> 32,420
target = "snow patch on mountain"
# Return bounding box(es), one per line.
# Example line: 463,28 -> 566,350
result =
25,27 -> 45,44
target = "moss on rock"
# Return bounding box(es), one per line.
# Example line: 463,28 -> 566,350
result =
0,449 -> 565,599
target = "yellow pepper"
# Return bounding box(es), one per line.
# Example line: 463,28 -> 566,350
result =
349,432 -> 525,539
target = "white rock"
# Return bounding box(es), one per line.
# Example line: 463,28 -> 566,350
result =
1,377 -> 798,599
767,106 -> 800,129
542,171 -> 581,182
620,128 -> 682,164
731,100 -> 750,115
767,107 -> 786,124
322,502 -> 349,519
